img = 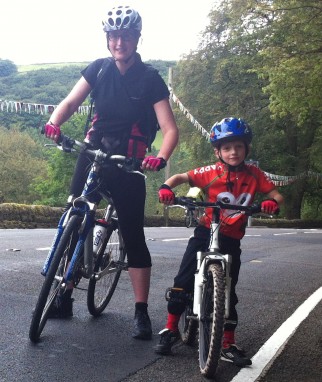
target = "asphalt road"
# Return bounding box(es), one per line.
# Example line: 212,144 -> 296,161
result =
0,226 -> 321,382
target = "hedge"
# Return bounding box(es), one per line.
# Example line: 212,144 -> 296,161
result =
0,203 -> 321,229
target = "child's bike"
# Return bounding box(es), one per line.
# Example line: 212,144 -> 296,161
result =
173,196 -> 262,378
29,135 -> 144,343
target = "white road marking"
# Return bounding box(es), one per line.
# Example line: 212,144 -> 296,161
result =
273,232 -> 297,236
36,247 -> 51,251
162,238 -> 189,242
231,286 -> 322,382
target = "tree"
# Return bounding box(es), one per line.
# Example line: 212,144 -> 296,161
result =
0,127 -> 47,203
0,59 -> 17,77
172,0 -> 322,218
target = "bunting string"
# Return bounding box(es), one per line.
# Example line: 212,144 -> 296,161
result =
169,88 -> 210,140
169,90 -> 322,186
0,99 -> 90,115
1,96 -> 321,186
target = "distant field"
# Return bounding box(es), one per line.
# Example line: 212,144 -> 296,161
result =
18,62 -> 90,72
153,130 -> 162,150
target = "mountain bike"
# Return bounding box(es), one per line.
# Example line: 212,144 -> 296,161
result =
174,196 -> 262,378
29,135 -> 144,343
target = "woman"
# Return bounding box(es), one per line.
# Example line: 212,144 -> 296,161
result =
44,5 -> 179,340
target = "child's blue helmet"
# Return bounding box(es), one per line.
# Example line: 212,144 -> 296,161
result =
210,117 -> 252,148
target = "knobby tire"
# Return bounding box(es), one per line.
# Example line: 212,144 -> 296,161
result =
199,263 -> 225,378
87,224 -> 125,316
179,295 -> 198,346
29,215 -> 82,343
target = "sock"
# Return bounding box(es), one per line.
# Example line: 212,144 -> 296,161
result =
135,302 -> 148,313
165,313 -> 181,332
223,330 -> 235,348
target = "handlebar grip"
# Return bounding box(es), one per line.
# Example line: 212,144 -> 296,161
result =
249,203 -> 262,214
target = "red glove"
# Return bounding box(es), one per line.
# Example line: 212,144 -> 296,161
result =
142,156 -> 167,171
158,184 -> 175,204
261,199 -> 279,214
44,122 -> 61,143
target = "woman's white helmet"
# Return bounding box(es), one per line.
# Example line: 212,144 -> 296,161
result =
103,5 -> 142,33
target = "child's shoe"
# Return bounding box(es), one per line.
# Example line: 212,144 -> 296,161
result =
221,344 -> 252,367
154,328 -> 181,355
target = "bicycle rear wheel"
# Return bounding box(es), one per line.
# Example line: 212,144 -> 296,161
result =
179,295 -> 198,346
87,222 -> 126,316
29,215 -> 82,343
199,263 -> 225,378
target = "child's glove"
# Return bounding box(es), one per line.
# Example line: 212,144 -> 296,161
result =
142,156 -> 167,171
158,184 -> 175,204
44,122 -> 61,143
261,199 -> 280,214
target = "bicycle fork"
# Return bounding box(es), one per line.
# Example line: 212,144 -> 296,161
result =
193,220 -> 232,320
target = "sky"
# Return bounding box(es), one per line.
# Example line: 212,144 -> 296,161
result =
0,0 -> 217,65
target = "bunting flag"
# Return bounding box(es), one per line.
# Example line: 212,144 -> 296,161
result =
1,96 -> 321,186
169,88 -> 210,140
0,99 -> 90,115
263,171 -> 322,186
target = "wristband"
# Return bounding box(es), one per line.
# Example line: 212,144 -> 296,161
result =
159,184 -> 172,191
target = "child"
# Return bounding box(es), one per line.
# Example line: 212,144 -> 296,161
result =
155,117 -> 284,367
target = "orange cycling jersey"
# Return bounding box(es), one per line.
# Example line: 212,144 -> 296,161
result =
187,162 -> 275,239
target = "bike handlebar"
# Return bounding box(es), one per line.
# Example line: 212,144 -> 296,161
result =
42,129 -> 144,175
173,196 -> 262,215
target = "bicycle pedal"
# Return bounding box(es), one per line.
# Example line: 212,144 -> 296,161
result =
114,260 -> 128,271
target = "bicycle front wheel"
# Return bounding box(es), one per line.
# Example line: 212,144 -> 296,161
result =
87,223 -> 126,316
199,263 -> 225,378
29,215 -> 82,343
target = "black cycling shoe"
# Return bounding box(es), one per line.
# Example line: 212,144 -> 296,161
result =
221,344 -> 252,367
154,328 -> 181,355
132,310 -> 152,340
47,296 -> 74,319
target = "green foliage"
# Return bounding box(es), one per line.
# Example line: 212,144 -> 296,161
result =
0,65 -> 83,103
170,0 -> 322,219
1,27 -> 321,219
0,127 -> 47,203
0,59 -> 17,77
31,115 -> 87,206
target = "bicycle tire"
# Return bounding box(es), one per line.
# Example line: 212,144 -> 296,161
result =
87,223 -> 126,316
199,262 -> 225,378
184,210 -> 193,228
179,296 -> 198,346
29,215 -> 82,343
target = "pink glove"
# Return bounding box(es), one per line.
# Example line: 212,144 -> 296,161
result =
261,199 -> 279,214
158,184 -> 175,204
142,156 -> 167,171
44,122 -> 61,143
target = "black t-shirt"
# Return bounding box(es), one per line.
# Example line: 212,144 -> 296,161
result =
81,54 -> 169,135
